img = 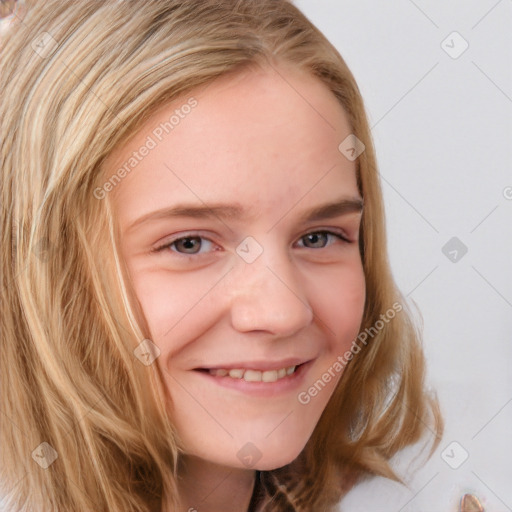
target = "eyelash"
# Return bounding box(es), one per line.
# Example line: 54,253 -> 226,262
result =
152,229 -> 352,257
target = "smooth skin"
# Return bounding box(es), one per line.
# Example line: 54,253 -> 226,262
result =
108,61 -> 366,512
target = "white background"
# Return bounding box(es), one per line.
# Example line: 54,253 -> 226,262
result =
294,1 -> 512,511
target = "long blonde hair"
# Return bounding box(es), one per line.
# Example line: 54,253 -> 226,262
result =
0,1 -> 442,510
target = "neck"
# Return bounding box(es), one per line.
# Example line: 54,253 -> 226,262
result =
172,455 -> 257,512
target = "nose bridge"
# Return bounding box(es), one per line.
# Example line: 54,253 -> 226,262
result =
226,236 -> 313,335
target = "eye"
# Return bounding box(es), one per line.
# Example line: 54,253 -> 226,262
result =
152,229 -> 351,257
153,235 -> 216,255
296,230 -> 350,249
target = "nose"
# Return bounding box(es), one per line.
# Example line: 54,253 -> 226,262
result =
226,242 -> 314,336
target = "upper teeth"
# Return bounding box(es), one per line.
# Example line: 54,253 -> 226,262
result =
208,366 -> 297,382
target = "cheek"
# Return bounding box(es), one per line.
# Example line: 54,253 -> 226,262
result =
130,256 -> 366,360
127,267 -> 223,353
295,263 -> 365,415
305,261 -> 366,344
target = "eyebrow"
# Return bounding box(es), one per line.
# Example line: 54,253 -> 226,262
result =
127,196 -> 363,231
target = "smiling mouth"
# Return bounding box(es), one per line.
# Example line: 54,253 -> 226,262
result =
196,364 -> 301,383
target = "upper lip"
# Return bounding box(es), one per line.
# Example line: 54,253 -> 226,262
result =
195,357 -> 311,371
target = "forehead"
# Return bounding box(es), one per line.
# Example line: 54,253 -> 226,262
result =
105,62 -> 359,230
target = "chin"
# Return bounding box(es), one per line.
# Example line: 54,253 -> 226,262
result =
252,438 -> 309,471
253,457 -> 298,471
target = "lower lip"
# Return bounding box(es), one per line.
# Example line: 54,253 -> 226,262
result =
193,361 -> 313,397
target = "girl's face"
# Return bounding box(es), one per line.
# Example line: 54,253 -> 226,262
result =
108,63 -> 365,470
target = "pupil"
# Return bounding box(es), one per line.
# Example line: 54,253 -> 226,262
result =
308,233 -> 325,247
179,237 -> 199,253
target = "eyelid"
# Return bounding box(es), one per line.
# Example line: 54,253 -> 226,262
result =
298,228 -> 353,245
152,226 -> 355,256
151,230 -> 216,254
